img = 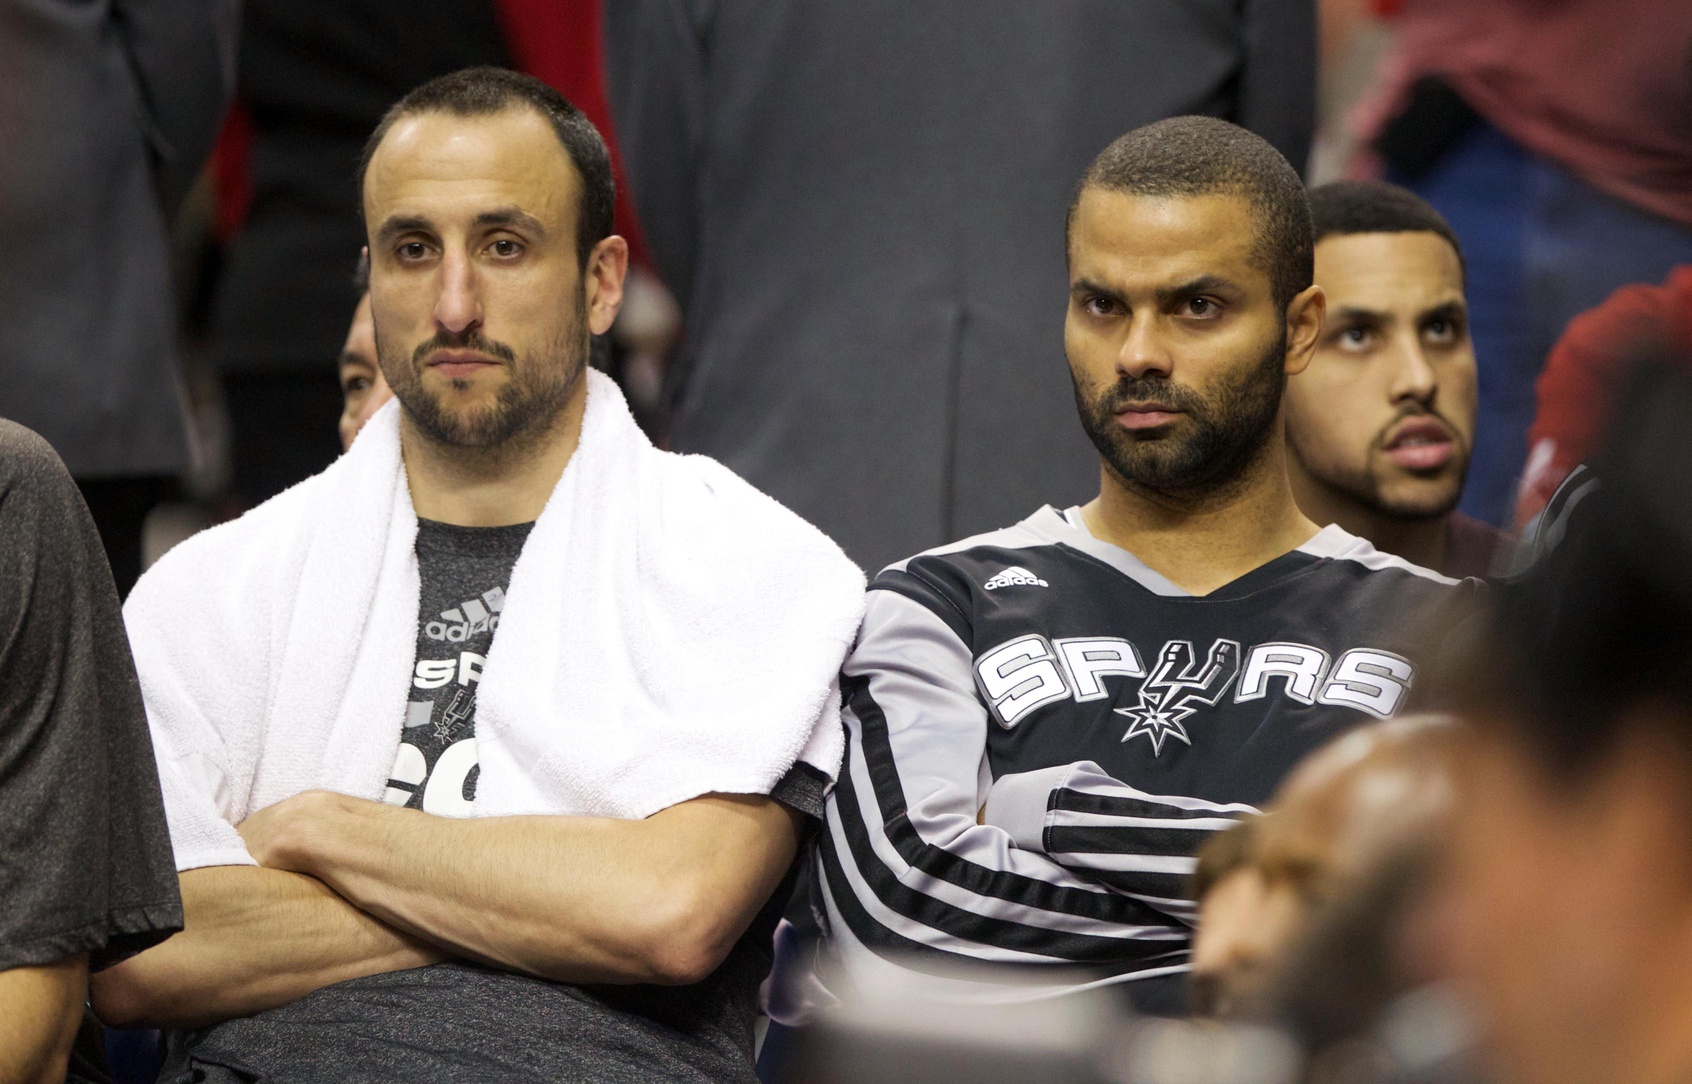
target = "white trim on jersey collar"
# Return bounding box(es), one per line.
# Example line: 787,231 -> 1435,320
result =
1050,507 -> 1458,590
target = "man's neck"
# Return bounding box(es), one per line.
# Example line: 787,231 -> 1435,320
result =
1079,439 -> 1320,596
1290,474 -> 1449,572
401,382 -> 588,527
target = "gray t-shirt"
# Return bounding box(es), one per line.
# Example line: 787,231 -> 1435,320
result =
165,519 -> 825,1083
0,420 -> 184,1084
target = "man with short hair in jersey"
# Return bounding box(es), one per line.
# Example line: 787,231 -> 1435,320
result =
93,67 -> 864,1082
803,117 -> 1477,1016
1283,181 -> 1506,579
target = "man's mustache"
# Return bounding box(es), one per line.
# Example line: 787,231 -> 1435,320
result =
411,330 -> 518,368
1097,376 -> 1207,415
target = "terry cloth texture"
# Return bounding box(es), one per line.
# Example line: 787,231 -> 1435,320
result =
0,419 -> 182,972
125,370 -> 865,871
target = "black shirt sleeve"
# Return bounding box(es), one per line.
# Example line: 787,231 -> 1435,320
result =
0,420 -> 182,971
769,761 -> 829,822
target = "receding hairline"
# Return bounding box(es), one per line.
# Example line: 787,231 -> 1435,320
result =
361,104 -> 581,201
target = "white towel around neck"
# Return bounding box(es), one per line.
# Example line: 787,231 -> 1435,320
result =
125,370 -> 866,871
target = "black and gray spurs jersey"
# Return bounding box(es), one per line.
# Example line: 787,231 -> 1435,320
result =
814,505 -> 1476,1001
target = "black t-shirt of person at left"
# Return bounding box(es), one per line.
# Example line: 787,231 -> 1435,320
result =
0,420 -> 183,1084
382,518 -> 533,813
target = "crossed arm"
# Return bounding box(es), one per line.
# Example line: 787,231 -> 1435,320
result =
93,792 -> 803,1028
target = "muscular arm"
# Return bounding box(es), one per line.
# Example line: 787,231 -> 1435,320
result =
246,791 -> 805,986
90,866 -> 447,1029
0,956 -> 85,1084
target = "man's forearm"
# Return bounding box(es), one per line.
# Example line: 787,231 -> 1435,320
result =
252,792 -> 802,987
91,865 -> 448,1029
0,956 -> 86,1084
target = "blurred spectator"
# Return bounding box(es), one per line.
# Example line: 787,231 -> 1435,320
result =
607,0 -> 1317,572
0,0 -> 238,595
211,0 -> 647,505
0,422 -> 183,1084
336,291 -> 391,452
1514,266 -> 1692,530
1188,818 -> 1300,1020
1285,181 -> 1503,577
1188,715 -> 1462,1019
1439,358 -> 1692,1084
1350,0 -> 1692,528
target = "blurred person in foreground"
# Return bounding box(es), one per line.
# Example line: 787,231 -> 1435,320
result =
798,117 -> 1474,1019
0,0 -> 238,594
1187,714 -> 1462,1019
1285,182 -> 1503,578
1514,266 -> 1692,531
0,422 -> 183,1083
607,0 -> 1317,574
1438,356 -> 1692,1084
93,68 -> 864,1083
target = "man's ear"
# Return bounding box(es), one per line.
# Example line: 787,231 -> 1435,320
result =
584,235 -> 630,337
1283,284 -> 1325,377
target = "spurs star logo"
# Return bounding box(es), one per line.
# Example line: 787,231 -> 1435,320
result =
1116,639 -> 1242,755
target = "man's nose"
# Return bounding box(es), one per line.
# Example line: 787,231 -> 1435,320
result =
432,251 -> 483,335
1117,312 -> 1174,380
1389,336 -> 1439,405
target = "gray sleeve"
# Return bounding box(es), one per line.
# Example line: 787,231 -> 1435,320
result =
1236,0 -> 1317,177
818,589 -> 1192,970
982,761 -> 1261,926
601,0 -> 712,312
0,422 -> 182,972
110,0 -> 242,211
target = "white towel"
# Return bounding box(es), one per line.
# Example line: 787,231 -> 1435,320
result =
125,370 -> 866,871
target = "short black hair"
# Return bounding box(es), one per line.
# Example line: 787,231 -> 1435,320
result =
1068,116 -> 1313,312
1309,180 -> 1465,282
357,66 -> 614,268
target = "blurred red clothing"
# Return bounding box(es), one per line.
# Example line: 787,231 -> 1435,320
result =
1515,266 -> 1692,528
1358,0 -> 1692,228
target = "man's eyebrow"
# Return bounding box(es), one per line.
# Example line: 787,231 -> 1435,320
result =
1070,278 -> 1124,302
1154,274 -> 1239,305
1329,306 -> 1390,324
374,215 -> 432,244
473,207 -> 547,236
1418,298 -> 1468,322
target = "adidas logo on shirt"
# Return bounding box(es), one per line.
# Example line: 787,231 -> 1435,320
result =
424,586 -> 507,642
983,566 -> 1049,590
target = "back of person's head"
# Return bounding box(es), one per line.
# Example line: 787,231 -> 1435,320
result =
1462,357 -> 1692,772
1309,180 -> 1465,283
357,66 -> 614,267
1433,356 -> 1692,1084
1068,116 -> 1313,311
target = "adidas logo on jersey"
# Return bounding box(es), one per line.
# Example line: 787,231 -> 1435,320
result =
984,566 -> 1048,590
424,586 -> 507,642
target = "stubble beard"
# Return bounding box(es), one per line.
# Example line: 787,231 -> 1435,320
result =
377,293 -> 588,453
1287,407 -> 1469,523
1072,333 -> 1289,500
